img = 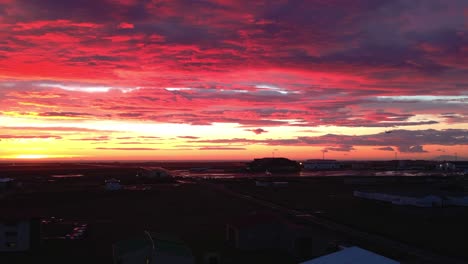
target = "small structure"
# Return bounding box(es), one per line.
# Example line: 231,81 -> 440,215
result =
0,218 -> 41,252
113,232 -> 194,264
226,212 -> 313,256
0,178 -> 15,192
438,161 -> 468,174
354,191 -> 443,207
445,195 -> 468,206
354,189 -> 468,207
255,181 -> 289,187
303,160 -> 340,170
299,246 -> 400,264
344,178 -> 396,185
105,178 -> 122,191
247,158 -> 301,173
136,167 -> 174,182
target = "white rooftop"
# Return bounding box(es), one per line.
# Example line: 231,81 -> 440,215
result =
0,178 -> 14,183
300,246 -> 400,264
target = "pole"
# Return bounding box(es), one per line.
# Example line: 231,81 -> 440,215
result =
144,230 -> 155,263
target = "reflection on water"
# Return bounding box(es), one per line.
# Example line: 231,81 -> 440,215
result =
176,169 -> 452,179
48,170 -> 454,180
50,174 -> 84,178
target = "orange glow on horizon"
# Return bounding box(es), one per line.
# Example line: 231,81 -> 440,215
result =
13,154 -> 50,159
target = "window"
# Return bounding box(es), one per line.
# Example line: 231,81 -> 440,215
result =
5,242 -> 17,248
208,255 -> 219,264
3,221 -> 18,228
227,227 -> 236,245
5,231 -> 18,237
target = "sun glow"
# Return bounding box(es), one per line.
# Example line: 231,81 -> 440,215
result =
2,154 -> 80,159
14,154 -> 50,159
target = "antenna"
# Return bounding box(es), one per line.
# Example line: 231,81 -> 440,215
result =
272,149 -> 278,158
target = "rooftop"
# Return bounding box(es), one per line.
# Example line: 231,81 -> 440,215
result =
300,246 -> 399,264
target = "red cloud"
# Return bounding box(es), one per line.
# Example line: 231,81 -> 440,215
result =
246,128 -> 268,135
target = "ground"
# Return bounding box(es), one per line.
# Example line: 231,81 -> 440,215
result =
1,162 -> 467,264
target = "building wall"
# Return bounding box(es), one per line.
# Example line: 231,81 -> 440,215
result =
354,191 -> 444,207
0,220 -> 31,252
114,246 -> 153,264
232,224 -> 288,251
153,253 -> 194,264
304,161 -> 339,170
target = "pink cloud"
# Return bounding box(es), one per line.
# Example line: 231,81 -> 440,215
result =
118,22 -> 134,29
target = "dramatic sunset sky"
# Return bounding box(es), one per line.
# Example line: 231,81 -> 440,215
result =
0,0 -> 467,161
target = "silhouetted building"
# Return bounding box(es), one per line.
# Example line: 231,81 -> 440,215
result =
303,159 -> 340,170
354,190 -> 442,207
438,161 -> 468,173
105,178 -> 122,191
255,181 -> 289,187
0,178 -> 15,192
247,158 -> 301,173
354,190 -> 468,207
0,218 -> 41,252
136,167 -> 175,183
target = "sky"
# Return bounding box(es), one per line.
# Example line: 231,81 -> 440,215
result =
0,0 -> 467,161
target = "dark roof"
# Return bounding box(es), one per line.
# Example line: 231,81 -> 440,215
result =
227,211 -> 286,229
446,161 -> 468,165
253,157 -> 296,162
114,233 -> 192,257
305,159 -> 337,162
355,189 -> 468,198
0,217 -> 40,223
